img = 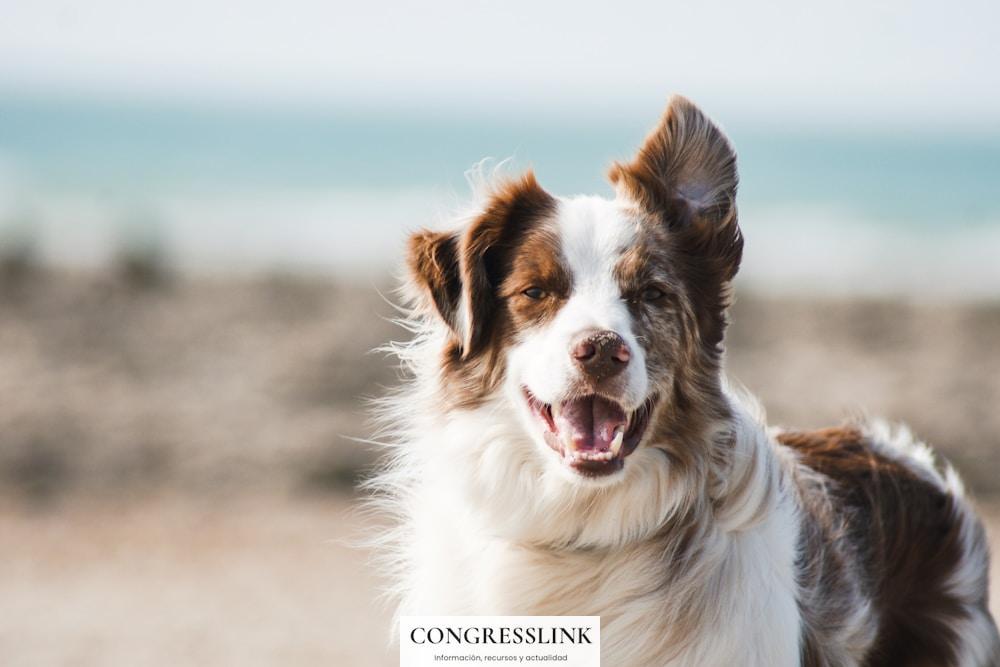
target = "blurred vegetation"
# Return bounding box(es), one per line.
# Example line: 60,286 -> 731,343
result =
0,215 -> 41,293
113,212 -> 173,289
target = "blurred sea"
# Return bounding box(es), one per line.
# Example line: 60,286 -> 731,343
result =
1,94 -> 999,297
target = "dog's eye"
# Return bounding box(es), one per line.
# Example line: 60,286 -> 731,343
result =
641,286 -> 666,302
522,287 -> 546,300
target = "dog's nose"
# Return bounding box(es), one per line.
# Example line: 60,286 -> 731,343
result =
571,330 -> 630,380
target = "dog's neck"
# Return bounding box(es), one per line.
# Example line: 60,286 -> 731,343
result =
524,393 -> 788,556
411,382 -> 788,552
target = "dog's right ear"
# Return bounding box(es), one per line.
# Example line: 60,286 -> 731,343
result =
407,172 -> 556,359
406,229 -> 464,340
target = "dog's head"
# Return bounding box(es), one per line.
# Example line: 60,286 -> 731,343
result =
405,96 -> 741,491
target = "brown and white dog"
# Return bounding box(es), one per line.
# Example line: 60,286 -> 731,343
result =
373,96 -> 1000,666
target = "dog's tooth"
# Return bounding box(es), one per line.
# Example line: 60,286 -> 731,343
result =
551,402 -> 561,420
610,427 -> 624,456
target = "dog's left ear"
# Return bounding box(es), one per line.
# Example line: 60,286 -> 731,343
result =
609,95 -> 742,283
610,96 -> 742,349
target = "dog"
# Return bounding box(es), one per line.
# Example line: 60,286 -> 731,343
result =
372,96 -> 1000,665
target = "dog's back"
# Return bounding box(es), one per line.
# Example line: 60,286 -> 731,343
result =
780,425 -> 1000,666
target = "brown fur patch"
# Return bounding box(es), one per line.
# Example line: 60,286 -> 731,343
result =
780,427 -> 972,666
406,229 -> 462,334
499,224 -> 571,331
406,171 -> 558,409
457,172 -> 557,357
609,96 -> 742,353
608,95 -> 738,230
611,216 -> 729,481
604,99 -> 748,536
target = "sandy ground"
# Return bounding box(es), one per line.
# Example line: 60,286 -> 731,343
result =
0,494 -> 996,666
0,495 -> 394,667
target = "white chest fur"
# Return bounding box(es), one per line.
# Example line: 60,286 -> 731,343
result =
399,480 -> 803,667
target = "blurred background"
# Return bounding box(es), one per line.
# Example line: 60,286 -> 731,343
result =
1,1 -> 998,664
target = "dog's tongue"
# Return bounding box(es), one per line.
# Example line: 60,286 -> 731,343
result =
553,396 -> 628,452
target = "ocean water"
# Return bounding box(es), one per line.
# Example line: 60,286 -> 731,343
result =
1,94 -> 999,297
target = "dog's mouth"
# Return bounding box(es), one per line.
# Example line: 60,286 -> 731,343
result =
523,388 -> 657,478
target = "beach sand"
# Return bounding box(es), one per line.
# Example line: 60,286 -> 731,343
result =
0,269 -> 998,664
0,494 -> 395,667
0,494 -> 995,666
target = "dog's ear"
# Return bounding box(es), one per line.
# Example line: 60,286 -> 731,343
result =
407,171 -> 555,358
610,96 -> 742,350
406,229 -> 464,338
609,95 -> 742,283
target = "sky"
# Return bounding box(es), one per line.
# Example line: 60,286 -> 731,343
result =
0,0 -> 998,126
